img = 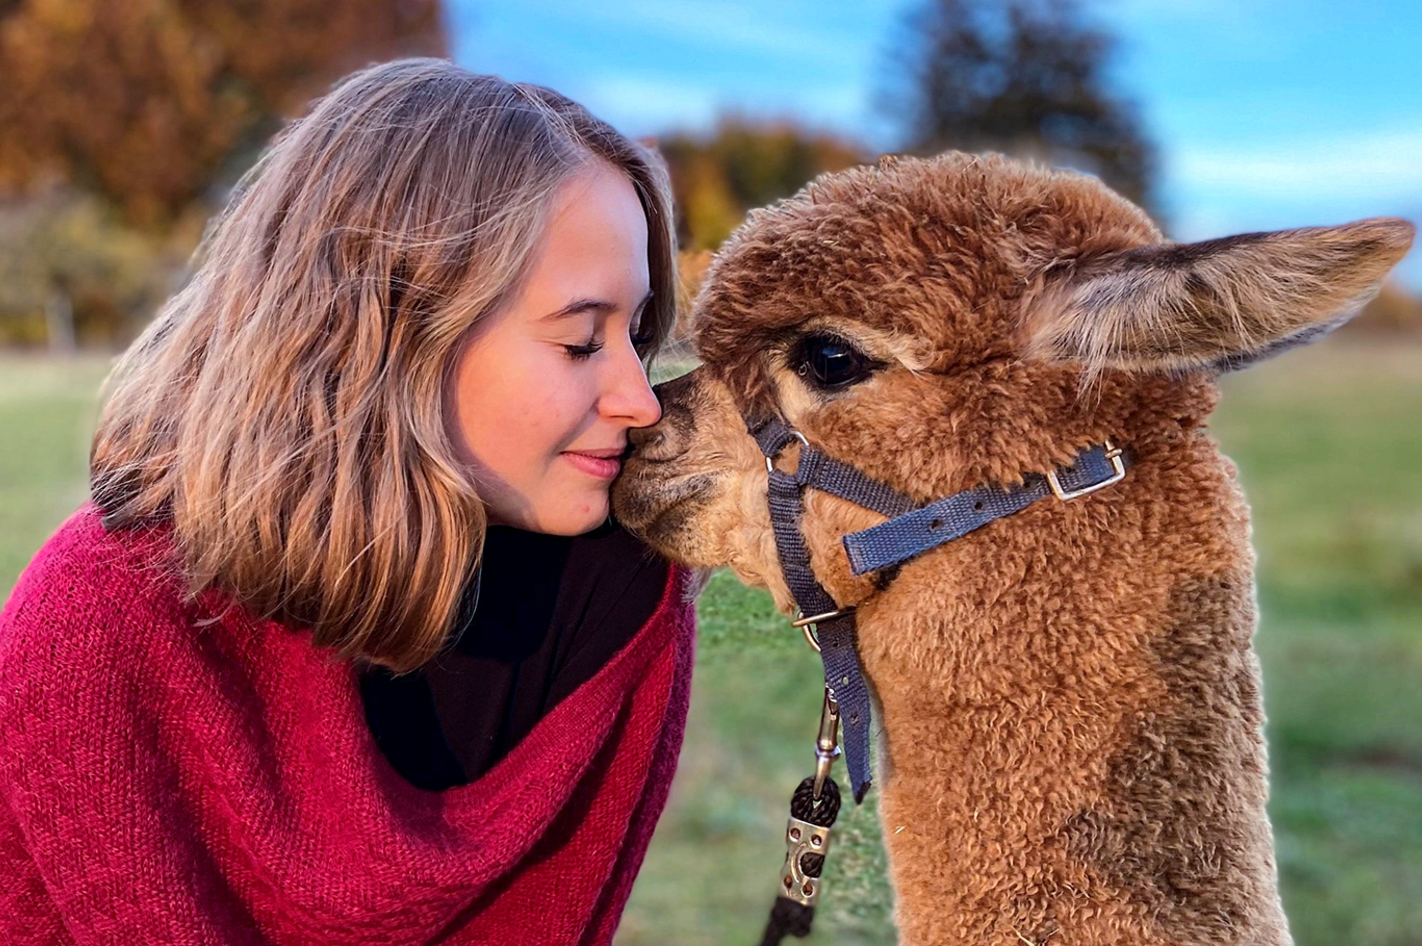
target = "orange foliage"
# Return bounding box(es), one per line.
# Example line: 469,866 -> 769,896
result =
657,116 -> 867,251
1350,280 -> 1422,333
0,0 -> 446,226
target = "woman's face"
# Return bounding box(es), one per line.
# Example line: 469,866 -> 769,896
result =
448,161 -> 662,535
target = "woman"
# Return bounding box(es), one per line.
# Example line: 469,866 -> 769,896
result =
0,59 -> 693,944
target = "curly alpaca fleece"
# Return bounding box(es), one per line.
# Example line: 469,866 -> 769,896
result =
614,152 -> 1412,946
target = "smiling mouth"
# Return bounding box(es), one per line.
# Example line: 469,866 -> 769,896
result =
562,451 -> 623,479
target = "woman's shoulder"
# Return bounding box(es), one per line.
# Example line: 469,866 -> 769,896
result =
0,502 -> 191,693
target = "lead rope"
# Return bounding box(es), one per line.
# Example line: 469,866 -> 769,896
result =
745,411 -> 1131,944
758,687 -> 843,945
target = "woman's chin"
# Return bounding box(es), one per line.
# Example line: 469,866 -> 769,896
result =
487,488 -> 610,536
548,498 -> 613,536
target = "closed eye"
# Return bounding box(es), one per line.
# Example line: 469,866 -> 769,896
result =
564,340 -> 604,361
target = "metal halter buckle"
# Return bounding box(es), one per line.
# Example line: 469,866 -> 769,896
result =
1047,440 -> 1126,501
812,688 -> 842,799
790,607 -> 855,653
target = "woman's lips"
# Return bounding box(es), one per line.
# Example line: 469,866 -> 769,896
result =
562,451 -> 622,479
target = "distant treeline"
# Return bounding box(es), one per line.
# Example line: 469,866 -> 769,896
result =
1,0 -> 1415,349
0,0 -> 447,349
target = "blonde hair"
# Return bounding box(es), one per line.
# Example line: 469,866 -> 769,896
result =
90,58 -> 678,672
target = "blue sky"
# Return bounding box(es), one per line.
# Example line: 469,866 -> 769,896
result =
445,0 -> 1422,288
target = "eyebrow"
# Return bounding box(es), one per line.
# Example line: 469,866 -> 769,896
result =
541,289 -> 654,322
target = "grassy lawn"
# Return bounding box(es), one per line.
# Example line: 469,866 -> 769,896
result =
3,339 -> 1420,944
0,353 -> 113,591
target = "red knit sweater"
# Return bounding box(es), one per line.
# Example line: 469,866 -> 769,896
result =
0,504 -> 695,945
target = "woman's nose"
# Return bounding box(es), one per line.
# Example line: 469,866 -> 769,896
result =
626,372 -> 695,461
602,347 -> 662,428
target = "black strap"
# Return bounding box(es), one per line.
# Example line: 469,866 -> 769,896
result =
791,449 -> 917,519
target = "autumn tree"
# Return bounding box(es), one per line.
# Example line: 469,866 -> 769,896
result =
1352,280 -> 1422,333
658,116 -> 867,252
0,185 -> 178,347
0,0 -> 446,348
884,0 -> 1158,213
0,0 -> 447,227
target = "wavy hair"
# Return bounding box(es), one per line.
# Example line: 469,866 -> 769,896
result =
90,58 -> 678,672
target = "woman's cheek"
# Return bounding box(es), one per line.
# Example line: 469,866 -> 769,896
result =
536,357 -> 590,453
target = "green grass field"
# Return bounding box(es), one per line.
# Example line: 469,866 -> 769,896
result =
3,340 -> 1420,945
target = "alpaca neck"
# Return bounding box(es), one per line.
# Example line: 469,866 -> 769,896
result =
859,594 -> 1291,946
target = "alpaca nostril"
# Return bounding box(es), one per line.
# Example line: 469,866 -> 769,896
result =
626,371 -> 700,462
627,424 -> 662,450
627,401 -> 694,462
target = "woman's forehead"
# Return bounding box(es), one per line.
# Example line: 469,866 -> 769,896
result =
518,165 -> 651,315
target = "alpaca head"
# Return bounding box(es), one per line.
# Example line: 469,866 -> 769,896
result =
613,152 -> 1411,610
616,151 -> 1413,945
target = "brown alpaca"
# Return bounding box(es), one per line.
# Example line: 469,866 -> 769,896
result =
612,152 -> 1413,946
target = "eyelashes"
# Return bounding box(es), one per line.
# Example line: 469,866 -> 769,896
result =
564,332 -> 656,362
563,296 -> 655,362
564,340 -> 604,361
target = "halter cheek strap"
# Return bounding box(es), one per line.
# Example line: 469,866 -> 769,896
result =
749,415 -> 1129,803
754,419 -> 911,802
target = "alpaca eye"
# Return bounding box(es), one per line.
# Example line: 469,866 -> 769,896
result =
794,334 -> 874,389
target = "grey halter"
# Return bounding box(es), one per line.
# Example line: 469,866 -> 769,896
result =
749,414 -> 1129,803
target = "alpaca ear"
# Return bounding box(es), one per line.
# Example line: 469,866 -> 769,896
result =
1023,217 -> 1415,375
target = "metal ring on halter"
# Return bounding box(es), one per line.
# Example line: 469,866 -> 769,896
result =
800,623 -> 820,653
765,429 -> 811,473
791,607 -> 855,653
791,607 -> 854,628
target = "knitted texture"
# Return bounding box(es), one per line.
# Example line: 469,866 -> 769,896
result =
0,504 -> 695,945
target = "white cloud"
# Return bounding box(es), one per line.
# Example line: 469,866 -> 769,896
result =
1170,126 -> 1422,201
578,76 -> 723,135
1163,124 -> 1422,289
